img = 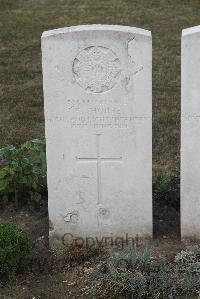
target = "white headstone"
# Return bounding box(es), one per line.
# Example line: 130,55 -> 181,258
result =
42,25 -> 152,250
181,25 -> 200,240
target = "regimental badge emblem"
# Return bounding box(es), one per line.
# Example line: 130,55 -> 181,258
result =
72,46 -> 121,93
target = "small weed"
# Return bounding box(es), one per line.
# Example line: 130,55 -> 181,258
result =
175,245 -> 200,274
87,246 -> 200,299
0,219 -> 32,278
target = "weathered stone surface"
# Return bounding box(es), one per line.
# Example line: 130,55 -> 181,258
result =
42,25 -> 152,249
181,26 -> 200,240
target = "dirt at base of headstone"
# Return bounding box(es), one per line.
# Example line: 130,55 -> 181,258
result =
0,205 -> 189,299
154,205 -> 180,239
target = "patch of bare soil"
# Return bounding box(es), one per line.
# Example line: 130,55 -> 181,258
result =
0,205 -> 103,298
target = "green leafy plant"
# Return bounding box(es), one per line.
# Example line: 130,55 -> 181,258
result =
0,219 -> 32,278
0,139 -> 47,208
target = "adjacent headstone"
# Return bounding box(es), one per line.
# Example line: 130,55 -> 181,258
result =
181,26 -> 200,240
42,25 -> 152,250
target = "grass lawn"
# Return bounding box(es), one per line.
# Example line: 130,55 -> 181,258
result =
1,0 -> 200,172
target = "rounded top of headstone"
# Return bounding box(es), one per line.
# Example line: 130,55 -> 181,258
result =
42,24 -> 151,39
182,25 -> 200,37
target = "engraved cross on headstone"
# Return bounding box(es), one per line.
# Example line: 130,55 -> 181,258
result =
76,134 -> 122,204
